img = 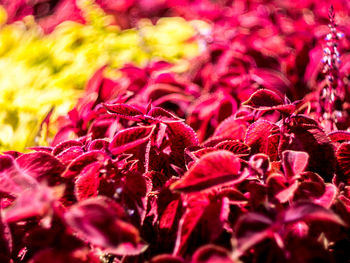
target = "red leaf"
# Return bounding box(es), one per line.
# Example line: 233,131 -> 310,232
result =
336,142 -> 350,181
16,152 -> 65,182
243,89 -> 284,108
150,255 -> 184,263
192,244 -> 235,263
283,126 -> 336,181
4,185 -> 58,223
159,199 -> 180,231
213,116 -> 248,141
56,146 -> 84,166
87,139 -> 110,151
146,107 -> 184,123
74,162 -> 101,201
173,196 -> 209,255
282,150 -> 309,179
167,122 -> 199,168
234,212 -> 273,255
28,248 -> 100,263
52,140 -> 83,156
109,125 -> 156,155
215,140 -> 251,156
171,150 -> 242,193
62,151 -> 109,178
314,184 -> 338,209
283,202 -> 345,226
245,120 -> 277,154
64,197 -> 148,255
103,103 -> 144,121
328,131 -> 350,142
0,155 -> 38,196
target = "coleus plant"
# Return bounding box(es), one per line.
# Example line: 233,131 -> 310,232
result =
2,1 -> 350,263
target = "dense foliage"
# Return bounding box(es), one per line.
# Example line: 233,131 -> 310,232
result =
2,0 -> 350,263
0,1 -> 202,151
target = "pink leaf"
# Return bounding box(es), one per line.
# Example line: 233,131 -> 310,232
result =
213,116 -> 248,141
52,140 -> 83,156
173,196 -> 208,255
243,89 -> 284,108
275,181 -> 299,203
4,185 -> 59,223
282,150 -> 309,179
328,131 -> 350,142
314,184 -> 338,209
234,212 -> 273,255
171,150 -> 242,193
56,146 -> 84,166
245,120 -> 276,154
74,162 -> 101,201
150,255 -> 184,263
215,140 -> 251,156
0,155 -> 37,196
103,103 -> 144,121
109,125 -> 156,155
336,142 -> 350,180
283,202 -> 345,226
146,107 -> 184,123
62,151 -> 109,178
64,197 -> 148,255
192,245 -> 235,263
16,152 -> 65,182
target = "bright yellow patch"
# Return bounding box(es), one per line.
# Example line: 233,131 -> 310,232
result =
0,1 -> 209,151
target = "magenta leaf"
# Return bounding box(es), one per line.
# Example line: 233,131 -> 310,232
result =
150,255 -> 184,263
283,202 -> 345,226
64,197 -> 148,255
314,184 -> 338,209
275,181 -> 299,203
28,248 -> 100,263
74,162 -> 101,201
159,199 -> 180,231
55,146 -> 84,166
192,244 -> 235,263
109,125 -> 156,155
52,140 -> 83,156
282,126 -> 336,181
243,88 -> 296,114
213,116 -> 248,141
26,146 -> 53,153
173,195 -> 209,255
250,68 -> 290,93
16,152 -> 65,183
243,89 -> 283,108
215,140 -> 251,156
62,151 -> 109,178
146,107 -> 184,123
0,155 -> 38,196
282,150 -> 309,179
245,120 -> 277,154
4,185 -> 59,223
234,212 -> 274,255
87,139 -> 110,151
103,103 -> 145,121
328,131 -> 350,142
171,150 -> 242,193
336,142 -> 350,180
